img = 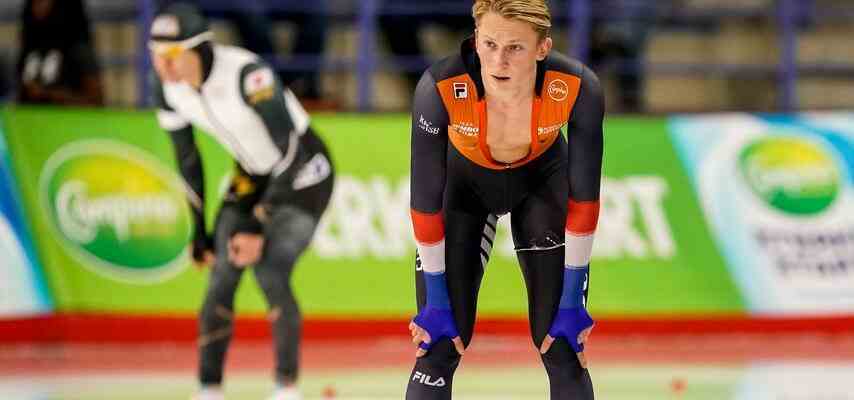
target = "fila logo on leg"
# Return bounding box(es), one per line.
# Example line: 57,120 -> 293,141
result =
413,371 -> 446,387
453,82 -> 468,99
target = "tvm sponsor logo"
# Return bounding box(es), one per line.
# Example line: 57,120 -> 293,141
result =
451,122 -> 479,136
537,122 -> 565,135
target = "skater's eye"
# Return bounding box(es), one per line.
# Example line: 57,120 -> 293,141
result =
484,40 -> 497,49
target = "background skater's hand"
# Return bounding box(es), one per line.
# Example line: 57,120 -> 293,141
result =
189,246 -> 215,270
228,233 -> 264,267
190,234 -> 215,270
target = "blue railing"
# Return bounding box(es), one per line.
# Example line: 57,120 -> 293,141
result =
777,0 -> 798,113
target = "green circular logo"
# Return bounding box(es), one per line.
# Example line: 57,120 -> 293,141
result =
40,140 -> 192,283
739,136 -> 840,216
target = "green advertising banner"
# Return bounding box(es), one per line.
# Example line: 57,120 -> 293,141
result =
2,107 -> 743,318
670,113 -> 854,315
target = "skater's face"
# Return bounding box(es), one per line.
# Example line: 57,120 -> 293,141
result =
151,44 -> 201,86
475,11 -> 552,94
31,0 -> 54,20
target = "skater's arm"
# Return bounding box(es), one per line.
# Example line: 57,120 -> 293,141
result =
409,69 -> 464,357
154,77 -> 212,266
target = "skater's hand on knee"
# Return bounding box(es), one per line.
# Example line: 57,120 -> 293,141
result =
539,307 -> 594,369
541,266 -> 594,368
409,321 -> 431,355
188,245 -> 215,270
200,250 -> 215,269
190,233 -> 215,269
253,204 -> 270,224
410,306 -> 465,358
228,233 -> 264,267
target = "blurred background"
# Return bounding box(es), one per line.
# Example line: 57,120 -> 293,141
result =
1,0 -> 854,112
1,0 -> 854,399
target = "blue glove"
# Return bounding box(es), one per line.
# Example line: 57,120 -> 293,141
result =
412,272 -> 464,355
542,265 -> 594,354
548,306 -> 594,353
413,306 -> 459,350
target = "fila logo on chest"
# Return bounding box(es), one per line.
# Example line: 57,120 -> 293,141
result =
453,82 -> 468,99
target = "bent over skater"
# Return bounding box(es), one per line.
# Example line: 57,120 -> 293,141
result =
149,4 -> 334,399
406,1 -> 604,398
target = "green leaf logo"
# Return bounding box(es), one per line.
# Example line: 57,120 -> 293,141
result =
739,136 -> 840,216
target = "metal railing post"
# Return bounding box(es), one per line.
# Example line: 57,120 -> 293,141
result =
569,0 -> 592,63
356,0 -> 379,112
777,0 -> 798,113
136,0 -> 155,108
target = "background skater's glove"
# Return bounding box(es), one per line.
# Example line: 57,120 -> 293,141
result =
191,232 -> 214,264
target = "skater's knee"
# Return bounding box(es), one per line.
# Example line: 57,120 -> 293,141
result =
268,306 -> 281,322
406,340 -> 461,399
267,305 -> 300,322
540,337 -> 587,377
199,304 -> 234,347
201,304 -> 233,325
540,337 -> 573,362
420,340 -> 462,368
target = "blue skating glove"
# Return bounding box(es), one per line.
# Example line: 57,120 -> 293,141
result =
542,265 -> 594,355
548,306 -> 594,353
411,272 -> 465,355
413,307 -> 459,350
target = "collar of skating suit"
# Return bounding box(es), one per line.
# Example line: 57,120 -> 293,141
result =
459,36 -> 548,99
